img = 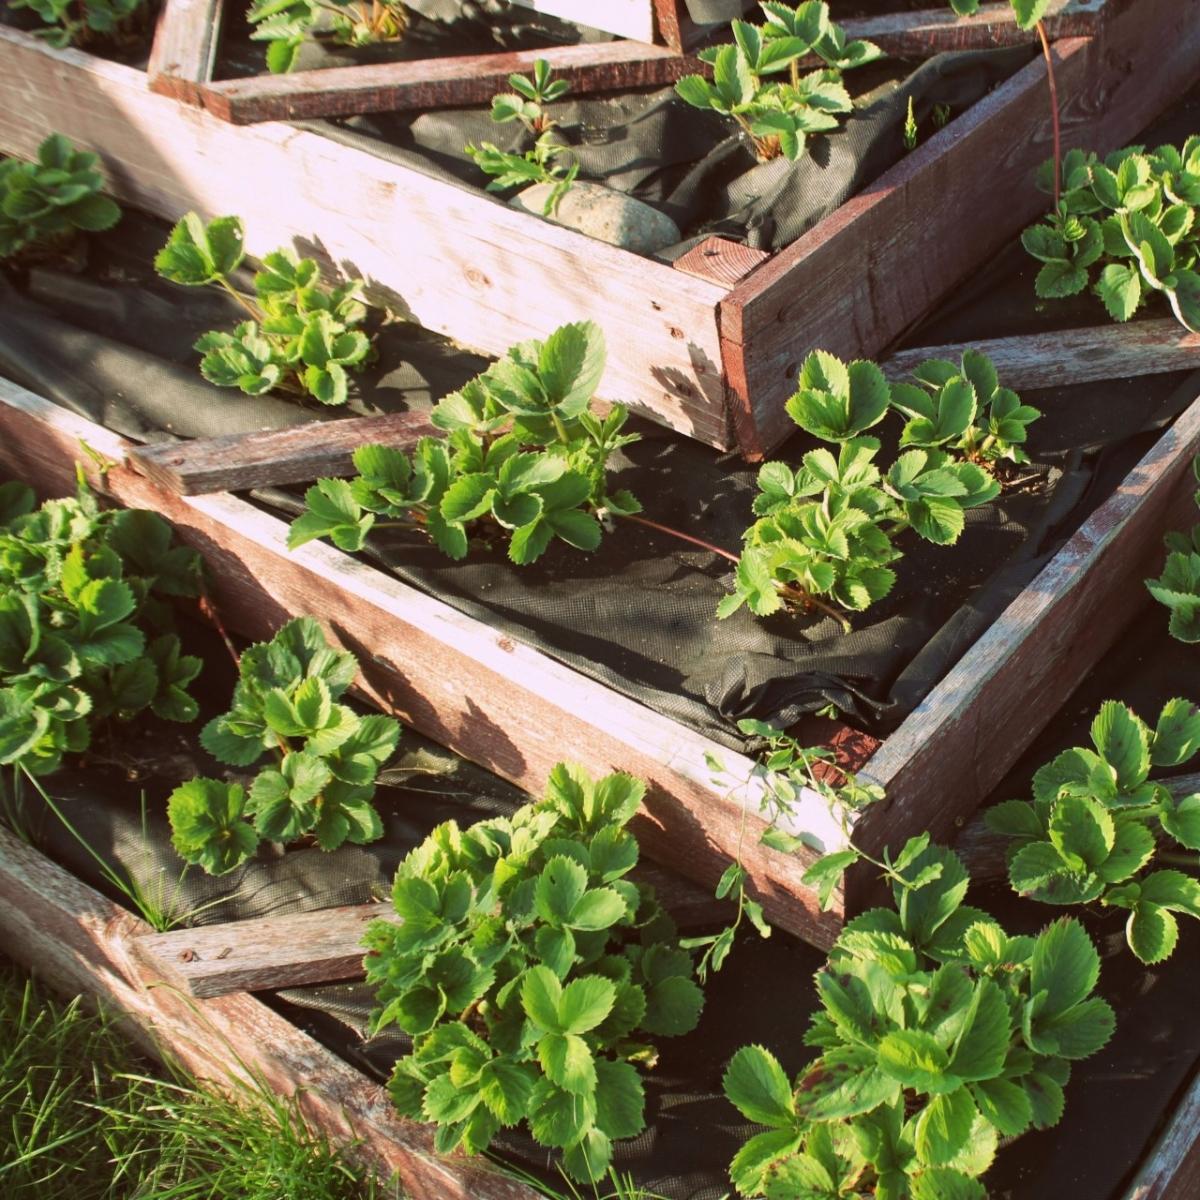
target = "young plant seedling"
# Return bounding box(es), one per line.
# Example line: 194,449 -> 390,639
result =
167,617 -> 400,874
248,0 -> 408,74
466,60 -> 579,216
1146,457 -> 1200,641
890,349 -> 1041,466
0,475 -> 203,777
365,763 -> 705,1183
724,836 -> 1115,1197
987,698 -> 1200,964
719,350 -> 1000,624
0,134 -> 121,262
9,0 -> 145,48
288,320 -> 641,566
674,2 -> 882,163
154,212 -> 373,406
1022,141 -> 1200,332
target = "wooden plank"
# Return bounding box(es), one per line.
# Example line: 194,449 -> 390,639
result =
721,0 -> 1200,456
146,0 -> 222,103
0,824 -> 539,1200
126,411 -> 437,495
0,27 -> 732,452
883,320 -> 1200,390
850,374 -> 1200,895
198,40 -> 702,124
133,904 -> 398,998
131,861 -> 729,999
673,236 -> 770,288
0,376 -> 850,948
507,0 -> 657,43
1122,1068 -> 1200,1200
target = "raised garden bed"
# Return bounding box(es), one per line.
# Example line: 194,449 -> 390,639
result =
1,0 -> 1194,456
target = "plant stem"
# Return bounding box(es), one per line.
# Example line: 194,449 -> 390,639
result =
216,276 -> 265,323
198,586 -> 241,669
620,512 -> 740,564
550,410 -> 571,445
777,582 -> 852,632
1035,20 -> 1062,209
1158,850 -> 1200,868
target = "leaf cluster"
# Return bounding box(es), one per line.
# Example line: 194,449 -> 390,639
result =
365,763 -> 705,1182
467,62 -> 578,216
719,351 -> 1005,621
946,0 -> 1050,33
0,477 -> 202,777
987,699 -> 1200,963
288,320 -> 639,566
1146,456 -> 1200,642
167,617 -> 399,875
0,134 -> 121,261
155,213 -> 372,406
9,0 -> 143,48
725,836 -> 1114,1198
247,0 -> 408,74
674,3 -> 881,163
1021,141 -> 1200,331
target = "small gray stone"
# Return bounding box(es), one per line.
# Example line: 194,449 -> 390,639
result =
510,180 -> 681,254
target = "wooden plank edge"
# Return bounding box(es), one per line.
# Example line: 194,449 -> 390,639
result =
0,376 -> 850,949
1121,1065 -> 1200,1200
882,319 -> 1200,390
0,824 -> 539,1200
198,41 -> 701,123
146,0 -> 223,102
851,375 -> 1200,877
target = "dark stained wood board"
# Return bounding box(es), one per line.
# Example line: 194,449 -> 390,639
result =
126,410 -> 438,495
197,40 -> 704,124
0,376 -> 851,948
0,26 -> 733,451
882,319 -> 1200,390
0,824 -> 540,1200
720,0 -> 1200,457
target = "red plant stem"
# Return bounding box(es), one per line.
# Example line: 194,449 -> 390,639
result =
1036,19 -> 1062,209
198,587 -> 240,668
621,512 -> 740,564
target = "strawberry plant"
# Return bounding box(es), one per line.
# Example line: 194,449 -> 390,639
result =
674,3 -> 881,163
1021,141 -> 1200,332
466,60 -> 579,216
719,351 -> 999,623
0,134 -> 121,261
986,699 -> 1200,964
154,213 -> 373,406
365,763 -> 705,1183
0,475 -> 203,777
724,836 -> 1115,1197
1146,456 -> 1200,641
288,321 -> 641,565
890,349 -> 1041,466
248,0 -> 408,74
9,0 -> 145,48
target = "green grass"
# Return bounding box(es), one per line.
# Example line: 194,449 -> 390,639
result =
0,963 -> 396,1200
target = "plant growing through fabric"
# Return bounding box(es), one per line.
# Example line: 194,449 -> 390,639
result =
1146,456 -> 1200,641
674,3 -> 881,163
890,349 -> 1041,466
467,60 -> 579,216
365,763 -> 705,1183
247,0 -> 408,74
718,350 -> 1001,624
287,320 -> 642,566
155,213 -> 373,406
10,0 -> 145,48
0,475 -> 203,777
167,617 -> 400,875
1021,141 -> 1200,332
0,134 -> 121,261
986,698 -> 1200,964
724,835 -> 1115,1197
